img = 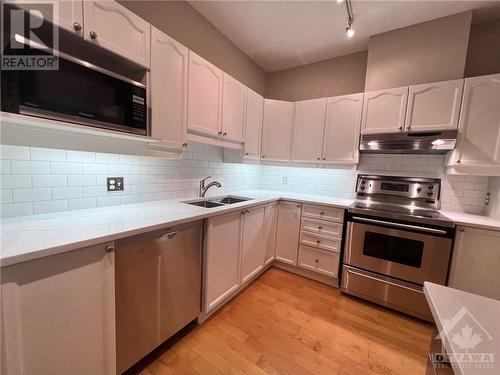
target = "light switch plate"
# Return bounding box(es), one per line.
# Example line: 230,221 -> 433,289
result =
107,177 -> 124,191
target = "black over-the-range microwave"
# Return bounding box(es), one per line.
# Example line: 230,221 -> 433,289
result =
1,36 -> 148,136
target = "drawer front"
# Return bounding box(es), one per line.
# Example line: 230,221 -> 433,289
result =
300,217 -> 342,238
298,245 -> 339,278
302,204 -> 344,222
300,231 -> 341,253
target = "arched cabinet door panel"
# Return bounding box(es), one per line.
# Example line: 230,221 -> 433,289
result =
361,87 -> 408,134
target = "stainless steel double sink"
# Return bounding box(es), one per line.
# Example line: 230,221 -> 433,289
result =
184,195 -> 253,208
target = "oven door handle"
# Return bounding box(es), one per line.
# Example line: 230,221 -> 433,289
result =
345,267 -> 422,293
351,216 -> 447,235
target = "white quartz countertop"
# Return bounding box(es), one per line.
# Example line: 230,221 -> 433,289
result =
0,190 -> 353,267
439,210 -> 500,231
424,282 -> 500,375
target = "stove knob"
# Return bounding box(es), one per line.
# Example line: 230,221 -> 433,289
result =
427,191 -> 434,196
360,185 -> 365,191
416,187 -> 422,193
428,185 -> 434,190
361,179 -> 366,185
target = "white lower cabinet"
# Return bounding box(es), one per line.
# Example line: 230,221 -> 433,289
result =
204,211 -> 242,312
275,201 -> 302,265
264,202 -> 278,265
1,243 -> 116,375
298,245 -> 340,278
448,226 -> 500,300
241,205 -> 267,284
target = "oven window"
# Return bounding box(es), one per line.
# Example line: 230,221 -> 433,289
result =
363,232 -> 424,268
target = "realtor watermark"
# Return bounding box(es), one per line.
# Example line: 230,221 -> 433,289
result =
1,0 -> 59,70
432,307 -> 495,370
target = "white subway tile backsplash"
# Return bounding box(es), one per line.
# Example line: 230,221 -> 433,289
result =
1,145 -> 30,160
67,175 -> 96,186
51,162 -> 82,175
1,202 -> 34,217
1,175 -> 32,189
52,187 -> 84,199
68,197 -> 97,210
97,195 -> 121,207
1,160 -> 11,174
82,163 -> 109,175
1,189 -> 13,204
13,188 -> 51,202
67,150 -> 96,163
11,160 -> 50,174
32,175 -> 67,187
30,148 -> 66,161
109,164 -> 131,175
34,199 -> 68,214
96,152 -> 120,164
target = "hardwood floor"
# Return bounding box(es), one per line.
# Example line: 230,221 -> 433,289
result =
138,267 -> 434,375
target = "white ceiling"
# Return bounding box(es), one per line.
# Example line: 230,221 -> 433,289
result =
189,0 -> 500,73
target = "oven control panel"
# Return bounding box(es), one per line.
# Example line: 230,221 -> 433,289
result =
356,175 -> 440,200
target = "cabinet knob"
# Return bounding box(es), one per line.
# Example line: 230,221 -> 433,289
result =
398,126 -> 403,131
105,244 -> 114,252
458,227 -> 465,232
90,31 -> 98,39
262,155 -> 266,158
456,159 -> 461,164
73,22 -> 82,31
320,211 -> 325,215
218,131 -> 223,135
182,143 -> 188,148
323,158 -> 326,161
241,210 -> 246,215
223,132 -> 227,136
245,152 -> 249,155
296,205 -> 301,208
315,259 -> 319,263
318,226 -> 323,230
316,240 -> 321,244
317,157 -> 320,160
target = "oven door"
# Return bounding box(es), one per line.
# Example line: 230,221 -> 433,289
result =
344,215 -> 453,285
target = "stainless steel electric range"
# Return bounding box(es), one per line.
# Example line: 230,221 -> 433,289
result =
341,174 -> 455,321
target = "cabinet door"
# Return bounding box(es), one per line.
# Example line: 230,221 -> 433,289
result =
261,99 -> 295,161
241,205 -> 267,284
275,201 -> 301,265
244,88 -> 264,159
405,79 -> 464,132
83,1 -> 151,67
322,93 -> 363,165
1,244 -> 116,375
291,98 -> 327,162
451,74 -> 500,175
448,227 -> 500,300
361,87 -> 408,134
221,74 -> 246,143
204,211 -> 241,312
187,51 -> 223,138
150,27 -> 188,149
17,1 -> 84,36
264,202 -> 278,265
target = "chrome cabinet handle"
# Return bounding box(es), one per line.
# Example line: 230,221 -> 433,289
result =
159,231 -> 178,239
73,22 -> 82,31
90,31 -> 98,39
105,244 -> 114,252
351,216 -> 447,234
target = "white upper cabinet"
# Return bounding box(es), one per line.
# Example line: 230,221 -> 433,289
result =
244,88 -> 264,159
291,98 -> 327,162
187,51 -> 223,138
240,206 -> 267,284
83,1 -> 151,67
261,99 -> 295,161
17,0 -> 84,36
405,79 -> 464,132
221,74 -> 246,143
150,27 -> 188,150
322,93 -> 363,165
361,87 -> 409,134
447,73 -> 500,175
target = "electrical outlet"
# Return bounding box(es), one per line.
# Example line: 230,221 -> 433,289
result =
282,176 -> 288,185
107,177 -> 124,191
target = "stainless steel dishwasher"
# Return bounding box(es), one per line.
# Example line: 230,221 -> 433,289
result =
115,221 -> 202,374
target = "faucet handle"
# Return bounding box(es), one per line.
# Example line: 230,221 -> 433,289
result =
201,176 -> 211,183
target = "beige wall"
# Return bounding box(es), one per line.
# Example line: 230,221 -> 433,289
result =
365,11 -> 472,91
265,51 -> 368,101
465,18 -> 500,77
119,0 -> 266,94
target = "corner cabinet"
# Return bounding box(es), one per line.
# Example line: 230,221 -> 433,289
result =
447,73 -> 500,176
150,27 -> 188,150
361,86 -> 408,134
261,100 -> 295,162
244,89 -> 264,160
221,74 -> 246,143
1,243 -> 116,375
83,1 -> 151,67
291,98 -> 327,162
275,201 -> 302,265
322,93 -> 363,165
405,79 -> 464,132
187,51 -> 223,139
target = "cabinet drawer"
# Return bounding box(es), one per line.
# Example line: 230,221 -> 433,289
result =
302,204 -> 344,222
299,231 -> 341,253
300,217 -> 342,238
298,245 -> 339,278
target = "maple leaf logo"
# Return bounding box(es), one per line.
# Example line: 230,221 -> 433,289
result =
452,324 -> 482,351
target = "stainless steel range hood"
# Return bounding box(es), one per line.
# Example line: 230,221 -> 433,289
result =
359,130 -> 457,154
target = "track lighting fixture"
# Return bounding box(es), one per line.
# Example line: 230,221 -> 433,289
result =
338,0 -> 355,39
